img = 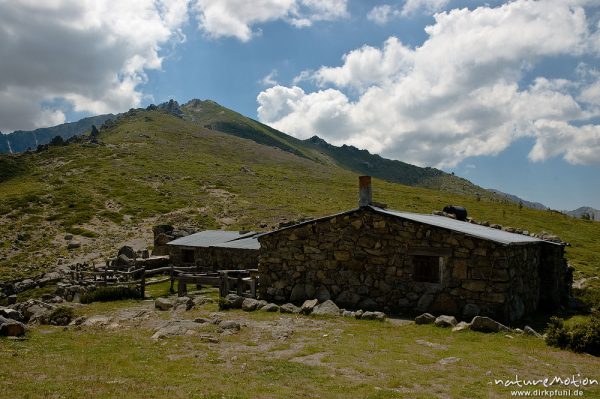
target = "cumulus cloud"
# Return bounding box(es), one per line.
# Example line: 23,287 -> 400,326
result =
367,0 -> 449,24
0,0 -> 189,133
367,5 -> 400,25
192,0 -> 348,41
401,0 -> 450,16
258,0 -> 600,167
260,69 -> 280,86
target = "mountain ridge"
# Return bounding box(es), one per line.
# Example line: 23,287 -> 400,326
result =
0,102 -> 599,287
567,206 -> 600,221
0,114 -> 115,153
0,98 -> 592,213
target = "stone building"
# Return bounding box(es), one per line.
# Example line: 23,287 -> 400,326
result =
168,230 -> 260,271
257,177 -> 570,322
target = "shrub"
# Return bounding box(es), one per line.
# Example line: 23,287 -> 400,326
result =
545,314 -> 600,356
545,317 -> 570,349
573,288 -> 600,311
81,286 -> 140,304
46,306 -> 75,326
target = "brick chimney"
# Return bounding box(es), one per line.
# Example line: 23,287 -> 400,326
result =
358,176 -> 372,207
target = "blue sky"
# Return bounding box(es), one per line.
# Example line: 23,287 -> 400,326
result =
1,0 -> 600,210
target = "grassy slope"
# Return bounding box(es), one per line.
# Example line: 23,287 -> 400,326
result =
184,99 -> 501,200
1,287 -> 598,399
0,109 -> 599,286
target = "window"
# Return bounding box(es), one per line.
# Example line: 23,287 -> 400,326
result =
413,256 -> 441,283
182,249 -> 195,263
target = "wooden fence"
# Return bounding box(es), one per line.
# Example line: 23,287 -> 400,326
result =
71,264 -> 258,299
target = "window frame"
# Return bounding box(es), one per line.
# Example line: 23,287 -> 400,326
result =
181,248 -> 195,264
412,255 -> 442,284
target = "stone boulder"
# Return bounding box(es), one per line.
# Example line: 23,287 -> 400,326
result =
0,307 -> 22,322
14,279 -> 35,293
67,241 -> 81,250
260,303 -> 279,312
415,313 -> 436,325
220,294 -> 244,310
23,302 -> 52,323
311,300 -> 341,316
301,299 -> 318,315
0,316 -> 26,337
151,320 -> 207,340
470,316 -> 510,333
118,246 -> 136,260
39,272 -> 61,286
360,311 -> 386,321
174,296 -> 194,311
452,321 -> 470,332
193,296 -> 214,307
279,303 -> 301,314
116,254 -> 132,268
155,298 -> 173,311
524,325 -> 542,338
290,284 -> 306,302
434,315 -> 458,328
218,320 -> 241,332
242,298 -> 261,311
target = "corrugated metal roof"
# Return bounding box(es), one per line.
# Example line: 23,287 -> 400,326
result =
167,230 -> 258,248
372,207 -> 545,245
259,206 -> 553,246
212,236 -> 261,250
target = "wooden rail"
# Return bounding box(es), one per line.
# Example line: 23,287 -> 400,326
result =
70,264 -> 259,299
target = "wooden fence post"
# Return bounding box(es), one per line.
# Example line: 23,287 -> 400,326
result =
169,264 -> 175,294
140,267 -> 146,299
236,276 -> 243,296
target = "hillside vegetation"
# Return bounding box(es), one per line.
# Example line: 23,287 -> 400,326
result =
0,104 -> 599,289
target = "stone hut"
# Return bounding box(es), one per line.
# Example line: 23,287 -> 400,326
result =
168,230 -> 260,271
257,177 -> 570,322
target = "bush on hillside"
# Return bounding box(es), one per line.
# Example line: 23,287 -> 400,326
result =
573,288 -> 600,312
46,306 -> 75,326
545,314 -> 600,357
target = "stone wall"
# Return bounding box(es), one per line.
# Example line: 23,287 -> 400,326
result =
170,246 -> 258,272
258,208 -> 548,322
538,243 -> 570,310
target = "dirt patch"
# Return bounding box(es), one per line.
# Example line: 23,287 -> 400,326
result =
290,352 -> 331,367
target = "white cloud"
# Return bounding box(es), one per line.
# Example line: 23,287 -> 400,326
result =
0,0 -> 190,133
401,0 -> 450,16
529,120 -> 600,165
367,0 -> 449,24
367,5 -> 399,25
192,0 -> 348,41
260,69 -> 279,86
313,37 -> 414,92
258,0 -> 600,167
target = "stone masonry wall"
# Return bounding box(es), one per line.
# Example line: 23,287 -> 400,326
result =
170,246 -> 258,272
258,208 -> 543,322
